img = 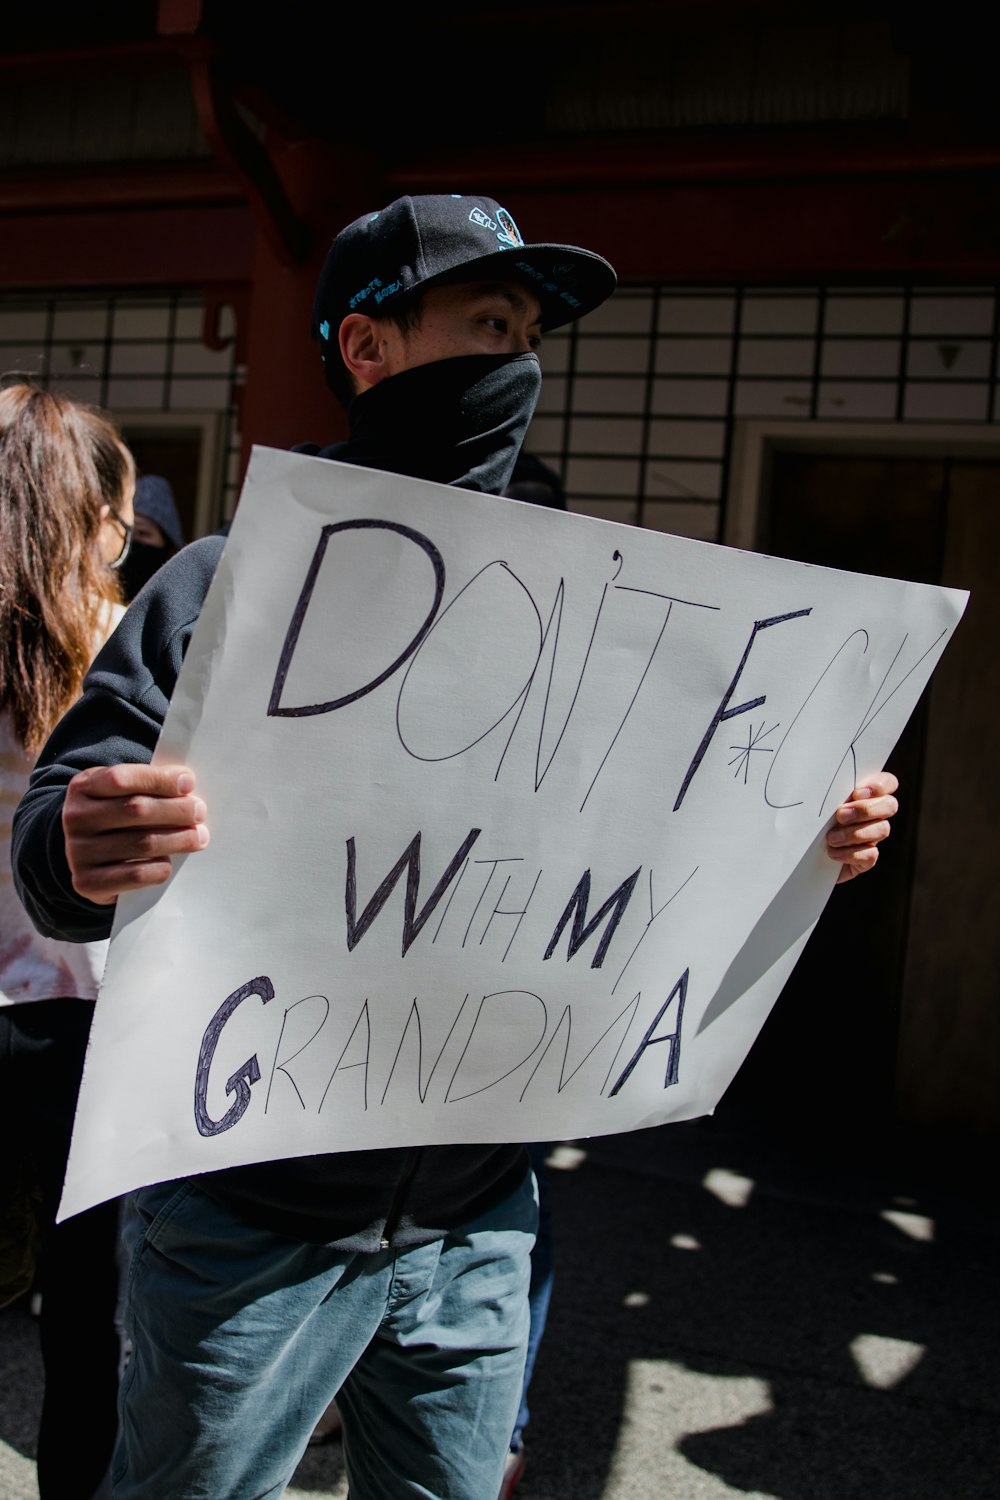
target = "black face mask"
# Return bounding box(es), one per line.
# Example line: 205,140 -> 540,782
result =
341,352 -> 543,495
119,541 -> 172,601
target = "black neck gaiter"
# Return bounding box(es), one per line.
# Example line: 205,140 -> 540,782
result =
339,352 -> 542,495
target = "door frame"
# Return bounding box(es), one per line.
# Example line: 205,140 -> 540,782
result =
114,410 -> 229,541
724,420 -> 1000,1131
724,420 -> 1000,550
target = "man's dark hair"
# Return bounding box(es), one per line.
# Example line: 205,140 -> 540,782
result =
325,297 -> 426,410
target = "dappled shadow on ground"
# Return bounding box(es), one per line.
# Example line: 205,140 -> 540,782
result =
2,1109 -> 996,1500
286,1437 -> 347,1496
519,1107 -> 999,1500
0,1299 -> 42,1500
0,1300 -> 41,1461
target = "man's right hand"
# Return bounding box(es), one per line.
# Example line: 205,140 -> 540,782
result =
62,764 -> 209,905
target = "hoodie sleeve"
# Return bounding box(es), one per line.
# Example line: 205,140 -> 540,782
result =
11,534 -> 227,944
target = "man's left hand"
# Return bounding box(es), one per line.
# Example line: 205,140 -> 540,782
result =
826,770 -> 900,884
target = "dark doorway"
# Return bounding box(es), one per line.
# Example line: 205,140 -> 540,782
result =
119,421 -> 217,544
720,451 -> 995,1146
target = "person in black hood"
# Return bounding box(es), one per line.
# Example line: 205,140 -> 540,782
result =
11,194 -> 899,1500
118,473 -> 185,601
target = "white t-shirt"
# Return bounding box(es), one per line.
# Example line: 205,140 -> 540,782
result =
0,600 -> 126,1007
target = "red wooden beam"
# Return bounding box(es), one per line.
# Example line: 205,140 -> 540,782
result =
0,164 -> 243,214
496,177 -> 1000,282
388,134 -> 1000,192
188,57 -> 310,266
0,203 -> 255,288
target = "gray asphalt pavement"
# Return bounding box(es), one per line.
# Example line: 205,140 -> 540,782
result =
2,1106 -> 996,1499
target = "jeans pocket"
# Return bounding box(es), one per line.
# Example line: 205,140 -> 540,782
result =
123,1179 -> 195,1302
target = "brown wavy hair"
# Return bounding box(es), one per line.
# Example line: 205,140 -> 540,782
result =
0,383 -> 134,754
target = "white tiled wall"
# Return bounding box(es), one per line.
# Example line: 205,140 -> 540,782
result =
4,284 -> 997,539
0,293 -> 241,524
527,285 -> 1000,540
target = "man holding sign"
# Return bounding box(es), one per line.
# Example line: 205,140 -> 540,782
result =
13,196 -> 898,1500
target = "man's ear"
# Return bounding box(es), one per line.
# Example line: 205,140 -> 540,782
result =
339,314 -> 391,392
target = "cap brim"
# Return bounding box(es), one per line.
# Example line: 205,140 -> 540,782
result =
423,243 -> 617,331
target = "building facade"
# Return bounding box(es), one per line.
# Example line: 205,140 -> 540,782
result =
2,1 -> 996,1133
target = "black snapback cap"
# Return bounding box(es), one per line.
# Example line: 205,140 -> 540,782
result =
312,194 -> 617,358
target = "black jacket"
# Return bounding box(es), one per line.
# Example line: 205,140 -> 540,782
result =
11,355 -> 545,1248
12,532 -> 527,1248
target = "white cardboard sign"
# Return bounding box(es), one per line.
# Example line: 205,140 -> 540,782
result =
60,446 -> 967,1218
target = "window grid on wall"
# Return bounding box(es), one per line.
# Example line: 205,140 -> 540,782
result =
528,285 -> 1000,542
0,291 -> 242,526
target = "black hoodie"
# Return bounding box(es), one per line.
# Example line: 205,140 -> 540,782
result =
12,352 -> 542,1247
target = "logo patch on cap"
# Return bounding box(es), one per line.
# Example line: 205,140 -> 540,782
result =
469,204 -> 524,250
496,208 -> 523,249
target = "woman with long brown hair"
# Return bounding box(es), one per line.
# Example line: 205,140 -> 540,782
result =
0,382 -> 135,1500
